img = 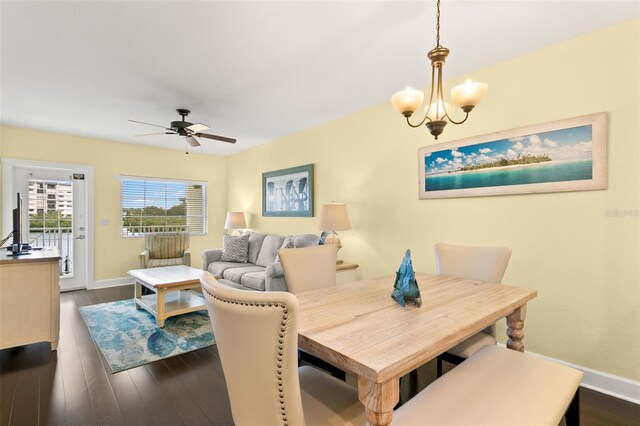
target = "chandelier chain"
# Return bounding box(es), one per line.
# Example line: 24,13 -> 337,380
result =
436,0 -> 441,47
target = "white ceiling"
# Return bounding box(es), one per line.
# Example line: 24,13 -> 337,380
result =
1,1 -> 638,156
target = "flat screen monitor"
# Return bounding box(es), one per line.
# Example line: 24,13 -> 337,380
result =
11,193 -> 24,253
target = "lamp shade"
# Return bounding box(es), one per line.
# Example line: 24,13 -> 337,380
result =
319,203 -> 351,231
224,211 -> 247,230
451,80 -> 488,108
391,88 -> 424,114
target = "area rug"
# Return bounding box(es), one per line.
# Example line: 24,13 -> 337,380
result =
79,298 -> 215,373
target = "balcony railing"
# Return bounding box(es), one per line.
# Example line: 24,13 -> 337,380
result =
122,225 -> 189,237
28,227 -> 73,275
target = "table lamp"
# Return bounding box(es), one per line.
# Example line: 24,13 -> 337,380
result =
224,211 -> 247,236
319,203 -> 351,264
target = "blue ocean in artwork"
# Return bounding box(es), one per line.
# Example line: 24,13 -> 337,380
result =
425,160 -> 592,191
424,124 -> 595,192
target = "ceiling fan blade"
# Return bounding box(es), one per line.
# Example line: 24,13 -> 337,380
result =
186,123 -> 209,133
195,133 -> 237,144
129,119 -> 171,130
186,136 -> 201,147
134,132 -> 176,137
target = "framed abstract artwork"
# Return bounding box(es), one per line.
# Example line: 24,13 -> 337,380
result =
262,164 -> 314,217
418,112 -> 607,199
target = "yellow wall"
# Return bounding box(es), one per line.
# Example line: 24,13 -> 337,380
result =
227,19 -> 640,380
0,127 -> 227,281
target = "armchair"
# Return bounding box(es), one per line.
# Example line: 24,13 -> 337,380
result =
139,232 -> 191,269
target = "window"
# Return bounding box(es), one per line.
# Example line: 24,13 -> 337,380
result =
121,176 -> 207,237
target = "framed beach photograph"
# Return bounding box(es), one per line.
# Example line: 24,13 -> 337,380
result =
418,112 -> 607,199
262,164 -> 314,217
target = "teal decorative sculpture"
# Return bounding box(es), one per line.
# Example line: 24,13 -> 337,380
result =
391,249 -> 422,307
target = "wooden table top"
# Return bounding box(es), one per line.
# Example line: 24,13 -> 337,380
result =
128,265 -> 202,288
296,272 -> 537,383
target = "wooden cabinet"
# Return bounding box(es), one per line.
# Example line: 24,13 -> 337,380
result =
0,248 -> 61,351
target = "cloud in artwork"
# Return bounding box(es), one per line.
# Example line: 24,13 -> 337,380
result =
522,139 -> 592,160
513,141 -> 524,151
544,138 -> 559,147
451,150 -> 464,157
507,149 -> 517,157
479,148 -> 492,154
436,157 -> 446,164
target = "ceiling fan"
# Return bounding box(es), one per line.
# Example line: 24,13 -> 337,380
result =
129,108 -> 236,148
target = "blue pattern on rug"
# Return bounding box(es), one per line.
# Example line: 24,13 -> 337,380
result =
79,298 -> 215,373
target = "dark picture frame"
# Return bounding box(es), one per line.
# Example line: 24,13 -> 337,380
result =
262,164 -> 314,217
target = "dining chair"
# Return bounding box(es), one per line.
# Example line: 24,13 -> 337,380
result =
278,244 -> 347,380
434,242 -> 512,376
200,272 -> 364,426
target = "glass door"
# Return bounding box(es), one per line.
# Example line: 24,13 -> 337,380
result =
13,167 -> 88,291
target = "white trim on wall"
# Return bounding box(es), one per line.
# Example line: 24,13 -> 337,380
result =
93,276 -> 134,289
497,343 -> 640,405
1,157 -> 96,289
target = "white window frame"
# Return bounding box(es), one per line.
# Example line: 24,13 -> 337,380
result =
120,175 -> 208,238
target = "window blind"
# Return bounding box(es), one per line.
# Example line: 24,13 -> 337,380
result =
121,176 -> 207,236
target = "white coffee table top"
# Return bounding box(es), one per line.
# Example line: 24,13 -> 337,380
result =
128,265 -> 202,289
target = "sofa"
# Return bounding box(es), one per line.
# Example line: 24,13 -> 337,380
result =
202,232 -> 319,292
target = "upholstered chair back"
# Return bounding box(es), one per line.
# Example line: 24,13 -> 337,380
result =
435,243 -> 511,338
144,232 -> 190,259
278,245 -> 337,294
200,272 -> 305,426
435,243 -> 512,284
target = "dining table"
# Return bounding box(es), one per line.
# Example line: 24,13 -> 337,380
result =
296,272 -> 537,426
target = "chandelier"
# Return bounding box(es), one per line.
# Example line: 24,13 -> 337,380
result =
391,0 -> 487,139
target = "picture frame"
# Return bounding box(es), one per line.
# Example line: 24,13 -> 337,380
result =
262,164 -> 314,217
418,112 -> 607,199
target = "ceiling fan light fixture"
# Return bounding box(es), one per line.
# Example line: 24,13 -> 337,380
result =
185,135 -> 200,147
129,109 -> 236,147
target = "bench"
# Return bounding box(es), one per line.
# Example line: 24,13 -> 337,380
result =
394,345 -> 583,425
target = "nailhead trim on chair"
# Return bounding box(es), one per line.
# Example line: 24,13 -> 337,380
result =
202,286 -> 291,426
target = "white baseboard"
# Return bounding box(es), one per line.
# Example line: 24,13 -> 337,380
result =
91,276 -> 134,289
497,343 -> 639,405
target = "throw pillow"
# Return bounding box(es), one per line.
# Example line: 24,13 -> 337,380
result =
275,235 -> 295,263
221,234 -> 250,263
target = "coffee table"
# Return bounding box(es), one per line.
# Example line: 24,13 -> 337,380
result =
128,265 -> 205,328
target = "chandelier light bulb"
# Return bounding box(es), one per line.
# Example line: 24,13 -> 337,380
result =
425,101 -> 453,122
391,88 -> 424,116
451,79 -> 488,110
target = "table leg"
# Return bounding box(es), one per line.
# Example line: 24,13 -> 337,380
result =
357,376 -> 399,426
156,288 -> 166,328
134,281 -> 142,310
506,304 -> 527,352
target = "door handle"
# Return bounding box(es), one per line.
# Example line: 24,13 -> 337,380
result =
75,235 -> 86,240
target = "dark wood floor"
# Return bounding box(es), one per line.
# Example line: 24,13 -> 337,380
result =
1,285 -> 638,426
